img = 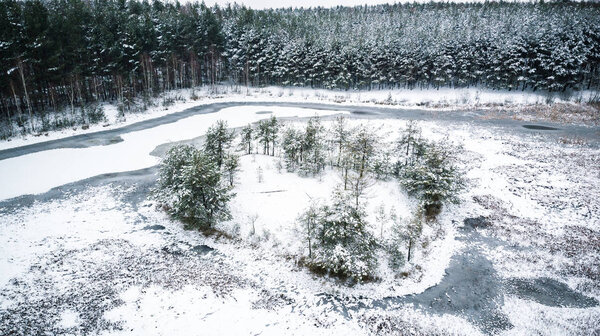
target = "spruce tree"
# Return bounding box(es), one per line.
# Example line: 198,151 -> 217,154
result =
204,120 -> 235,168
155,145 -> 234,230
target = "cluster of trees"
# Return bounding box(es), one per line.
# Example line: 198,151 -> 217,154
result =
2,0 -> 599,138
154,116 -> 462,281
298,189 -> 377,281
1,0 -> 224,137
225,2 -> 600,92
239,116 -> 280,156
283,117 -> 464,281
281,116 -> 326,175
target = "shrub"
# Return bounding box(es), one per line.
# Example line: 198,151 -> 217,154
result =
86,104 -> 107,124
400,140 -> 464,220
299,188 -> 377,282
154,145 -> 234,230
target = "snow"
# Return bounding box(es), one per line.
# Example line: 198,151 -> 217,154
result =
219,119 -> 465,298
102,285 -> 361,336
501,296 -> 600,336
1,85 -> 593,152
1,99 -> 598,335
0,185 -> 135,287
58,309 -> 81,329
0,105 -> 347,201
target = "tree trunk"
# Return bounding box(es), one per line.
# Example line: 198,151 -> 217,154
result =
2,97 -> 12,136
9,79 -> 23,125
18,59 -> 34,132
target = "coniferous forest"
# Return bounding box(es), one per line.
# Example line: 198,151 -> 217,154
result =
1,0 -> 599,135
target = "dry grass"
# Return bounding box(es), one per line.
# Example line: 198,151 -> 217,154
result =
480,102 -> 600,126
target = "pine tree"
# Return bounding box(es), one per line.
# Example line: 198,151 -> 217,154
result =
204,120 -> 235,168
240,124 -> 253,154
154,145 -> 234,230
256,119 -> 271,155
281,126 -> 303,171
396,120 -> 426,171
332,115 -> 349,167
222,153 -> 240,187
401,140 -> 464,220
307,187 -> 378,282
349,124 -> 379,179
299,116 -> 326,176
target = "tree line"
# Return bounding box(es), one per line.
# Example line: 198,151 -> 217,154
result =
2,0 -> 599,137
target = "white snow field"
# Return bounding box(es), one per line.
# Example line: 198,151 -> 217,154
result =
0,102 -> 599,335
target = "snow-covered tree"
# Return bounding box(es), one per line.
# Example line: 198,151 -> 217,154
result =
155,145 -> 233,230
255,116 -> 279,156
281,126 -> 303,171
299,116 -> 326,176
387,207 -> 423,269
401,140 -> 464,220
349,124 -> 379,179
302,187 -> 377,282
240,124 -> 253,154
204,120 -> 235,168
332,115 -> 350,167
396,120 -> 427,172
222,153 -> 240,187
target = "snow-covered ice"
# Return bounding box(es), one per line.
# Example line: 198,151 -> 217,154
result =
0,105 -> 347,201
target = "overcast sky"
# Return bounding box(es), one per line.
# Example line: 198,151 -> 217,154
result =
197,0 -> 491,10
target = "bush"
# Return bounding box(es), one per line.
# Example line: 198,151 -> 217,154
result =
86,104 -> 107,124
400,140 -> 464,220
154,145 -> 234,230
299,188 -> 377,282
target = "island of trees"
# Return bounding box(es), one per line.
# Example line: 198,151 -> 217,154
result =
155,116 -> 463,282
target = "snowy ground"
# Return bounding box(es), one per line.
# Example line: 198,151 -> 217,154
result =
0,101 -> 599,335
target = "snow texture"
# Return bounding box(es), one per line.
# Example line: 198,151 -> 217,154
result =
1,99 -> 598,335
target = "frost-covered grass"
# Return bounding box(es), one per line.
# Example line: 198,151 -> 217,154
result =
1,106 -> 599,335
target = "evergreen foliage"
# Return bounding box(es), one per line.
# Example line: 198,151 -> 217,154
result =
299,187 -> 378,282
255,116 -> 279,156
400,140 -> 464,219
204,120 -> 235,168
222,152 -> 239,187
154,144 -> 233,230
387,209 -> 423,269
281,116 -> 326,175
281,126 -> 303,171
240,123 -> 253,154
299,116 -> 326,175
2,0 -> 599,138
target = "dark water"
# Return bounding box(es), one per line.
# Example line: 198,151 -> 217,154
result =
522,124 -> 559,130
